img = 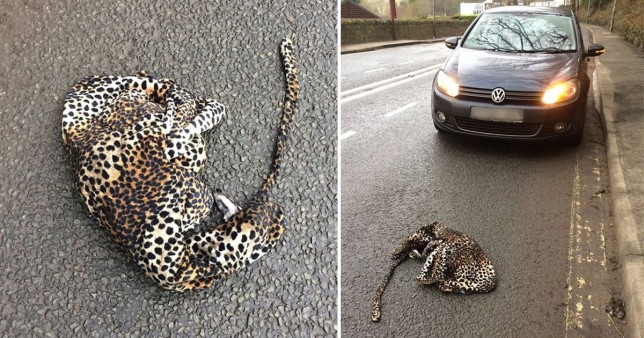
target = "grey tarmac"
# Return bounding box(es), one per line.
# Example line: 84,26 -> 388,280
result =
0,1 -> 337,337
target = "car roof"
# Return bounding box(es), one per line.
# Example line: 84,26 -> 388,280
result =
484,6 -> 573,16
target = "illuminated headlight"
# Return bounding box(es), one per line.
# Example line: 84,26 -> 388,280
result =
542,79 -> 579,104
436,70 -> 459,97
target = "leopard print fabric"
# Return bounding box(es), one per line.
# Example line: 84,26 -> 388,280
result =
371,222 -> 497,322
61,38 -> 299,291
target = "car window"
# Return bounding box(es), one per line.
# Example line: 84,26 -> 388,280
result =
462,13 -> 577,52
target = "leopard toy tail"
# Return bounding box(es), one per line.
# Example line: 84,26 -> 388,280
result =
371,254 -> 408,323
371,231 -> 429,322
164,38 -> 299,291
257,38 -> 299,198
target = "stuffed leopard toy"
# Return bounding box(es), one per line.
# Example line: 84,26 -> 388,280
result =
61,38 -> 299,291
371,222 -> 497,322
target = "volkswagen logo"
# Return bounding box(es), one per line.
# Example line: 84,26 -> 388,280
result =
491,88 -> 506,103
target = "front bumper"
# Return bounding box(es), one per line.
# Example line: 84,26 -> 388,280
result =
431,87 -> 586,140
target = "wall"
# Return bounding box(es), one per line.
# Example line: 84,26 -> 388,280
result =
341,18 -> 476,45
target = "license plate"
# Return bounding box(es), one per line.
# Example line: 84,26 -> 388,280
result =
470,107 -> 523,123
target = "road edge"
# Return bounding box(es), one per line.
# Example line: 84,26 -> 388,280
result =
591,45 -> 644,338
340,39 -> 444,55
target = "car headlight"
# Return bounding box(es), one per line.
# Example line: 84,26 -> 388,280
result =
542,79 -> 579,104
436,70 -> 459,97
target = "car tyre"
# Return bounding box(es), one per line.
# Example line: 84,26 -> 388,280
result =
565,119 -> 584,147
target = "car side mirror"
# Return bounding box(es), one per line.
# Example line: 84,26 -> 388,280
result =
586,43 -> 605,57
444,37 -> 460,50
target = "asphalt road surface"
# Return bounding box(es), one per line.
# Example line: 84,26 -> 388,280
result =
340,35 -> 625,337
0,1 -> 336,337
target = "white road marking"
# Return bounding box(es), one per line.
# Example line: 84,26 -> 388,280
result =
593,148 -> 608,270
383,102 -> 417,118
564,147 -> 611,336
340,130 -> 357,141
365,67 -> 386,74
340,76 -> 346,80
341,64 -> 440,97
566,162 -> 579,324
565,162 -> 583,334
340,69 -> 438,104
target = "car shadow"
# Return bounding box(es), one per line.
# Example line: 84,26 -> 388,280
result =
433,131 -> 577,160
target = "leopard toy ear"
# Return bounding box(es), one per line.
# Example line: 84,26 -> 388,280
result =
418,222 -> 439,235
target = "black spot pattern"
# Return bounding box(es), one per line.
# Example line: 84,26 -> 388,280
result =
371,222 -> 497,322
61,39 -> 299,291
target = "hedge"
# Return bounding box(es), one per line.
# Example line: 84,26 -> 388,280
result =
341,17 -> 476,45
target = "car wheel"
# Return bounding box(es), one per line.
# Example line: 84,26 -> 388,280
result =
565,119 -> 584,147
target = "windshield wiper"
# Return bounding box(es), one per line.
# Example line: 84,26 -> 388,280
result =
485,48 -> 521,53
525,47 -> 573,54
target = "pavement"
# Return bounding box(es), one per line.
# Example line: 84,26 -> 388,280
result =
0,1 -> 336,337
586,24 -> 644,338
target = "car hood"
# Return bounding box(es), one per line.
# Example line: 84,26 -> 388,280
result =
444,48 -> 581,92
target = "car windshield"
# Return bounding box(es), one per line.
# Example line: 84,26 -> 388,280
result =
462,13 -> 577,53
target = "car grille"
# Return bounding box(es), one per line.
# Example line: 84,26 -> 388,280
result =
459,86 -> 543,105
443,115 -> 456,129
454,116 -> 541,137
